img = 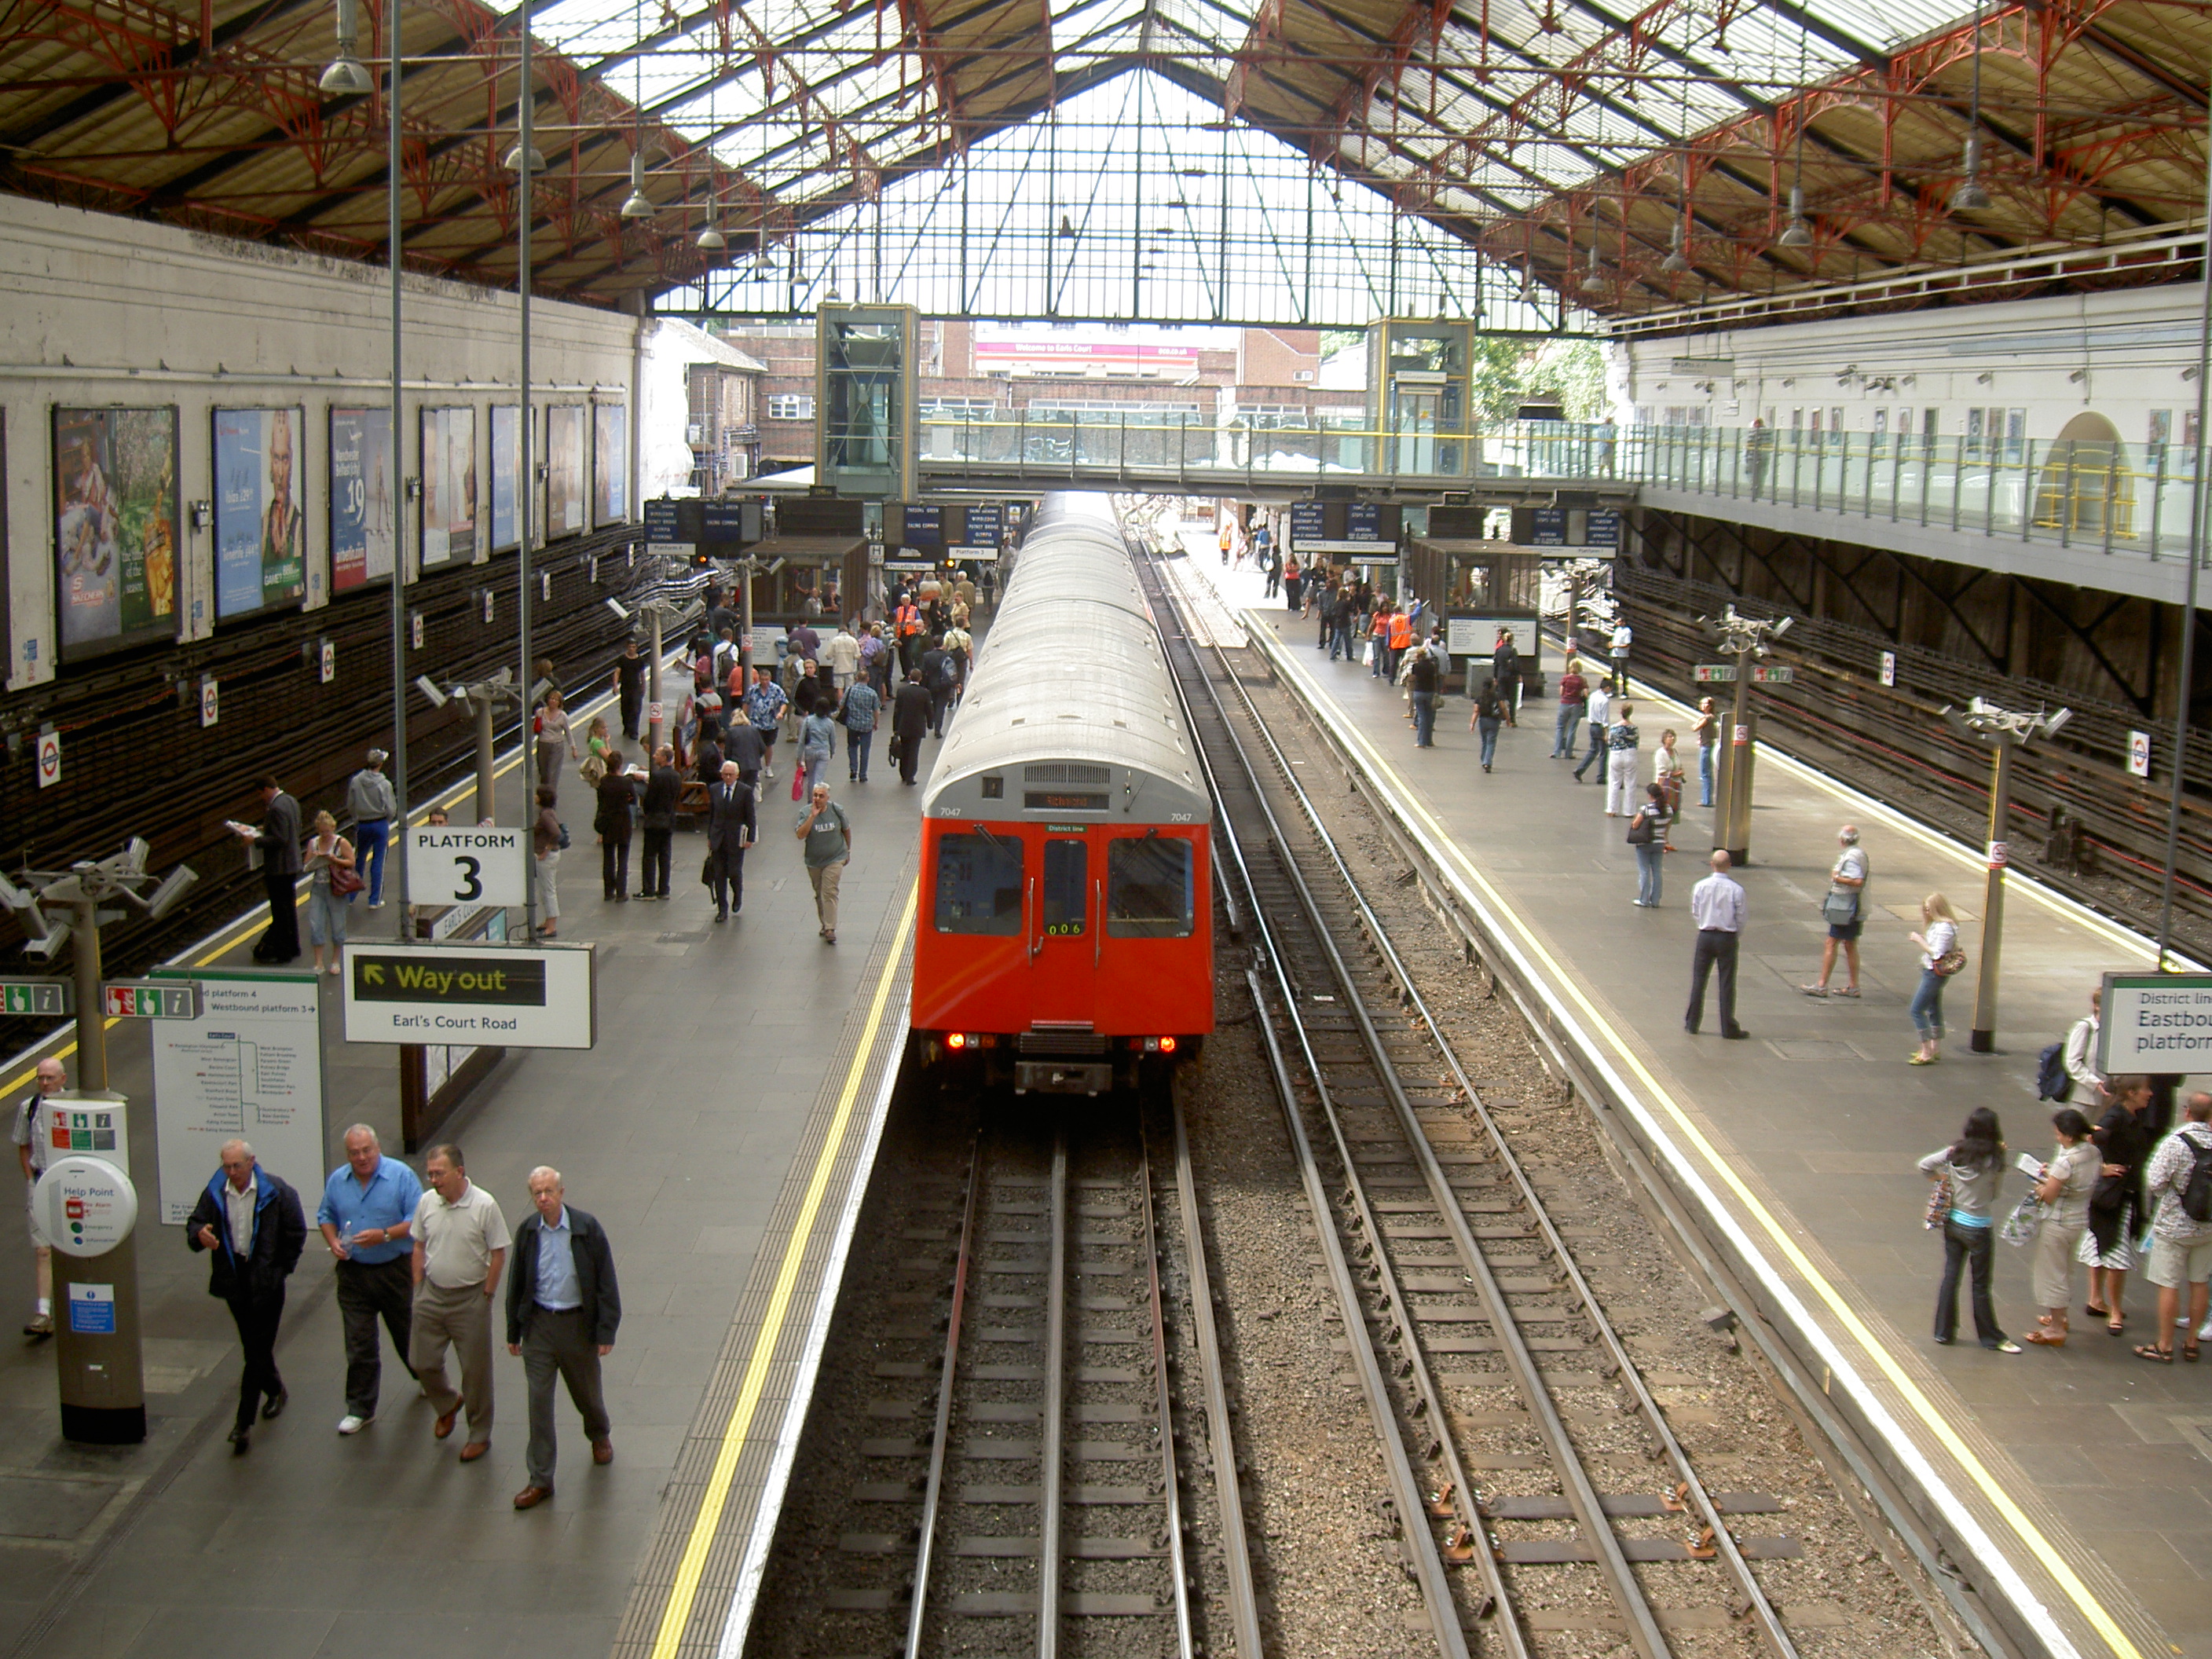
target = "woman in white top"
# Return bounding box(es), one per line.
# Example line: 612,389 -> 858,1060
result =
1651,729 -> 1686,850
1906,892 -> 1961,1064
2023,1108 -> 2101,1346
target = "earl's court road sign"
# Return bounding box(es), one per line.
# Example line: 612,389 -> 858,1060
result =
340,942 -> 596,1049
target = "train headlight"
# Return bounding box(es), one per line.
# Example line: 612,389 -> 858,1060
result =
1159,1036 -> 1177,1054
948,1031 -> 969,1050
1141,1036 -> 1178,1054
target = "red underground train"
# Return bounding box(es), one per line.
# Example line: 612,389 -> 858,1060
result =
910,493 -> 1214,1093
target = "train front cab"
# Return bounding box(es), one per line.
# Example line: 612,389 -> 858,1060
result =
914,815 -> 1213,1094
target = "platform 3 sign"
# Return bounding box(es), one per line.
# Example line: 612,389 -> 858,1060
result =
2098,972 -> 2212,1073
341,943 -> 596,1049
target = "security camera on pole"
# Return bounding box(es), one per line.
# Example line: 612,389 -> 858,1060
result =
412,668 -> 537,826
1701,605 -> 1794,865
0,842 -> 197,1443
1943,697 -> 2073,1053
606,573 -> 703,756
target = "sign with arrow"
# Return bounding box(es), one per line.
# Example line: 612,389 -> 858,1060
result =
340,943 -> 595,1049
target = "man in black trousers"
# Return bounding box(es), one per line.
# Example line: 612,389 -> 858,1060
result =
892,669 -> 933,786
231,775 -> 302,963
187,1139 -> 308,1453
1684,849 -> 1752,1040
506,1166 -> 621,1511
705,760 -> 756,921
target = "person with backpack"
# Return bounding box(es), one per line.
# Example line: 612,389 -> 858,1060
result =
1467,672 -> 1509,769
2079,1073 -> 2156,1338
1627,782 -> 1668,906
2135,1093 -> 2212,1363
921,639 -> 958,738
2020,1108 -> 2100,1348
1906,893 -> 1961,1064
2061,988 -> 2104,1100
1918,1107 -> 2023,1353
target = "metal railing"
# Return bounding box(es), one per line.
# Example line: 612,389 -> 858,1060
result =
1606,422 -> 2206,564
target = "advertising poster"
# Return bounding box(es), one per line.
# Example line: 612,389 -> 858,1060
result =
419,406 -> 478,569
149,972 -> 325,1226
213,408 -> 307,619
53,407 -> 180,661
330,407 -> 395,593
491,404 -> 519,551
593,404 -> 627,526
546,405 -> 584,540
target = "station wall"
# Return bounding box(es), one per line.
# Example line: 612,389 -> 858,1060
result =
0,193 -> 643,692
1611,284 -> 2201,456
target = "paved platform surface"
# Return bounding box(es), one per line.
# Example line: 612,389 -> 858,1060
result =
0,670 -> 924,1659
1196,544 -> 2210,1659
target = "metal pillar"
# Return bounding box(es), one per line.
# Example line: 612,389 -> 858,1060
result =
646,608 -> 665,754
1970,742 -> 2012,1053
68,899 -> 104,1090
473,693 -> 498,823
1716,664 -> 1755,864
517,0 -> 538,940
386,13 -> 410,917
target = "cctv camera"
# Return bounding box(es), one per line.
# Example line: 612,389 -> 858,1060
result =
414,676 -> 449,709
604,597 -> 632,620
2043,708 -> 2073,738
144,865 -> 200,922
1771,615 -> 1793,638
24,921 -> 70,962
0,870 -> 27,913
119,837 -> 150,877
529,677 -> 553,703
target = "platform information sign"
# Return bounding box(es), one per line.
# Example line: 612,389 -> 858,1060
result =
408,827 -> 527,908
101,982 -> 198,1020
148,970 -> 325,1226
1694,664 -> 1794,684
2098,973 -> 2212,1074
341,942 -> 596,1050
2,980 -> 72,1016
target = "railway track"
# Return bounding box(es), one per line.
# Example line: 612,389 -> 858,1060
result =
1143,541 -> 1810,1659
803,1086 -> 1261,1659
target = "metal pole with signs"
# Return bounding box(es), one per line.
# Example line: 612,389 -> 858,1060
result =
1943,698 -> 2073,1053
1700,606 -> 1794,866
35,1094 -> 144,1443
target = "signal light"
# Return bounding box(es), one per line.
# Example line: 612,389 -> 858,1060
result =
947,1032 -> 968,1049
1159,1036 -> 1177,1053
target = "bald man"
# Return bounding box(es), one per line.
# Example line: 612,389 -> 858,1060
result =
13,1056 -> 66,1336
504,1167 -> 621,1510
187,1139 -> 308,1453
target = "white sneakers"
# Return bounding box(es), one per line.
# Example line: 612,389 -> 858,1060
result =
337,1413 -> 372,1435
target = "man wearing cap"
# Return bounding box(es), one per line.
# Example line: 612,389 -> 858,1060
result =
346,749 -> 398,910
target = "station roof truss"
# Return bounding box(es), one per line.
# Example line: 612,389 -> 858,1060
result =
0,0 -> 2202,321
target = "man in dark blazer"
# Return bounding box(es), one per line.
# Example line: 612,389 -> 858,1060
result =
705,760 -> 756,921
892,669 -> 933,786
504,1166 -> 620,1510
636,744 -> 679,901
187,1139 -> 308,1453
232,775 -> 302,963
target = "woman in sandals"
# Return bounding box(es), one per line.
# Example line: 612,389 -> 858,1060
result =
1906,893 -> 1960,1064
2078,1074 -> 2156,1339
2135,1093 -> 2212,1364
2022,1109 -> 2099,1346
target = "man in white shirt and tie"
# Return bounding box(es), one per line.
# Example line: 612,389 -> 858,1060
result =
705,760 -> 758,921
1686,850 -> 1750,1039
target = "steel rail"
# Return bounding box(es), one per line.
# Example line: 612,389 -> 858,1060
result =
904,1135 -> 983,1659
1167,1084 -> 1267,1659
1038,1129 -> 1068,1659
1137,1104 -> 1198,1659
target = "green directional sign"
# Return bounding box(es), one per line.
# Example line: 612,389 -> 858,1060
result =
0,980 -> 72,1016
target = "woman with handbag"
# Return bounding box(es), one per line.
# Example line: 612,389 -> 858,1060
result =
2078,1073 -> 2157,1337
1919,1107 -> 2023,1353
303,810 -> 358,977
1627,783 -> 1668,907
1906,892 -> 1963,1064
2022,1108 -> 2100,1346
1803,825 -> 1870,997
1652,729 -> 1686,850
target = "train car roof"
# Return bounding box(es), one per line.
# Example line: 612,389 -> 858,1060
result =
922,518 -> 1210,826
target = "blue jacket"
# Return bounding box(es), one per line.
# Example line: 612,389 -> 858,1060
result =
186,1166 -> 307,1301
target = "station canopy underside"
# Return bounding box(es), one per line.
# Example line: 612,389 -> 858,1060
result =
1,0 -> 2203,325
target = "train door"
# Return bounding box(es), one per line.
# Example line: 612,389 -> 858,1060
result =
1031,832 -> 1094,1025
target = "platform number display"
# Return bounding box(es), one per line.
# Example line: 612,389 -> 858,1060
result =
408,827 -> 527,908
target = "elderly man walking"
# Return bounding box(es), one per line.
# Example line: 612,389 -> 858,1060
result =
796,780 -> 853,944
408,1144 -> 509,1463
506,1167 -> 621,1510
187,1139 -> 308,1454
13,1056 -> 65,1338
317,1124 -> 423,1435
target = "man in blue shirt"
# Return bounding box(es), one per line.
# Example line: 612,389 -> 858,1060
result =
316,1125 -> 423,1435
505,1166 -> 621,1511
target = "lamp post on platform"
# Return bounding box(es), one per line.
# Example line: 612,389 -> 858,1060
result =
1703,605 -> 1793,866
1943,697 -> 2072,1053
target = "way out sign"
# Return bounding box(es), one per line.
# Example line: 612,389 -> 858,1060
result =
340,942 -> 596,1049
408,826 -> 526,907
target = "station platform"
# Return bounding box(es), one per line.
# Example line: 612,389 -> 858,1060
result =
0,671 -> 921,1659
1189,544 -> 2210,1659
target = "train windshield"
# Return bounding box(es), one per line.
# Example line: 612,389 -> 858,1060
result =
1106,836 -> 1194,939
935,833 -> 1024,935
1042,840 -> 1087,936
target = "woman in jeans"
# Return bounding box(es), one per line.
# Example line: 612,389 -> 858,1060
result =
1906,892 -> 1960,1064
1919,1106 -> 2022,1352
799,706 -> 838,797
537,690 -> 579,800
302,810 -> 356,977
1628,784 -> 1668,906
531,786 -> 562,939
2023,1108 -> 2100,1347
